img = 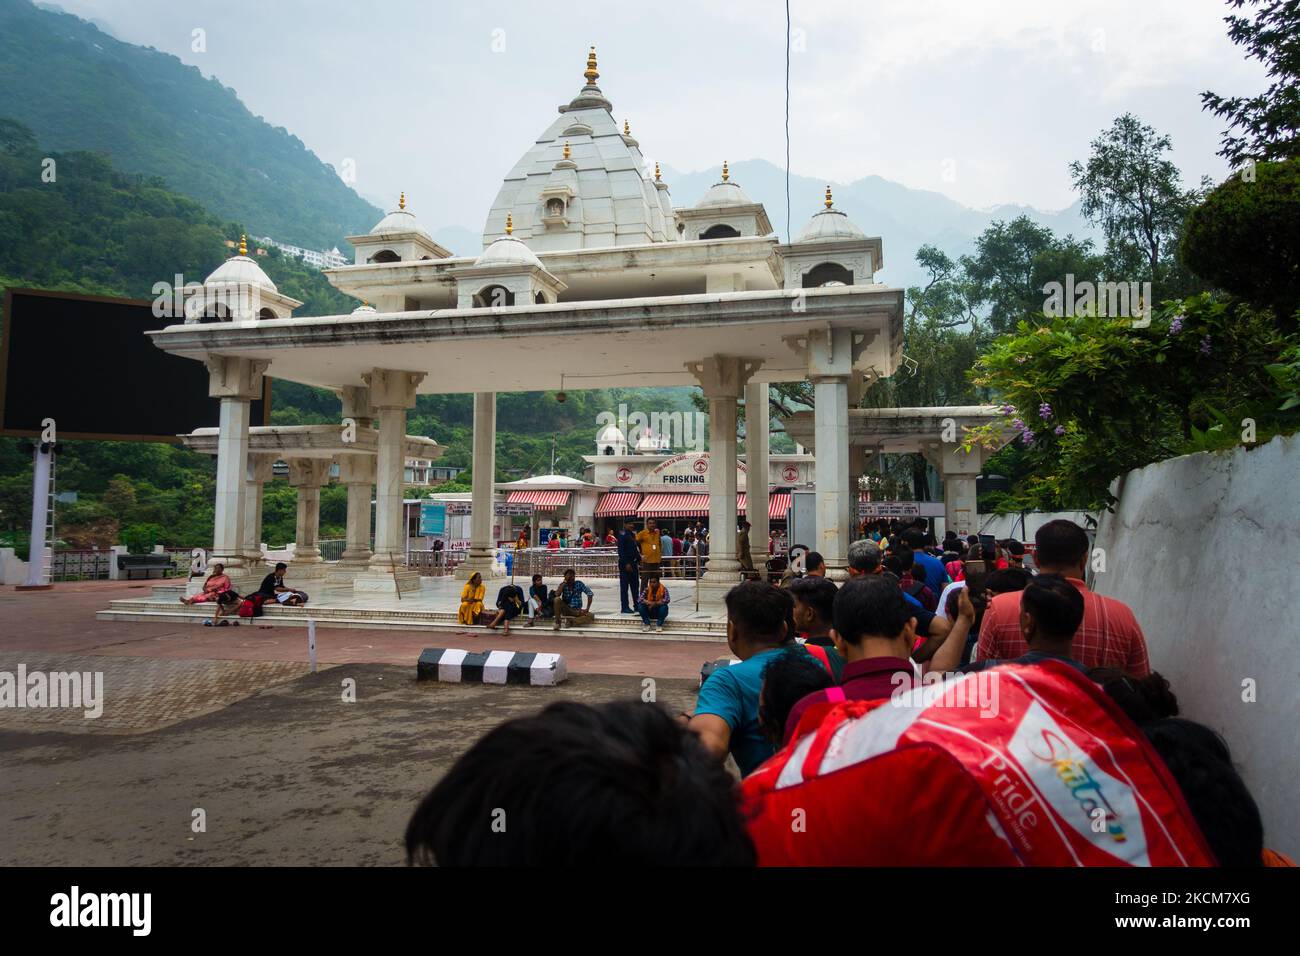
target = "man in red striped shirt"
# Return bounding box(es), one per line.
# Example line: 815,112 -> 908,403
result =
975,519 -> 1150,675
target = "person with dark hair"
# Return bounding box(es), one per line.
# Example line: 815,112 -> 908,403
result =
486,581 -> 525,634
759,647 -> 834,747
900,527 -> 947,596
976,519 -> 1149,674
737,519 -> 754,573
405,700 -> 756,866
683,582 -> 794,775
617,520 -> 640,614
637,573 -> 670,632
258,561 -> 307,606
1141,718 -> 1264,868
524,573 -> 551,626
551,568 -> 594,630
1005,538 -> 1030,572
1088,668 -> 1180,724
785,576 -> 974,738
943,573 -> 1086,674
804,551 -> 826,578
788,575 -> 845,681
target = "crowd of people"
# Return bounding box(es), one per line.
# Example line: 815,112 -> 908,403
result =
409,517 -> 1289,867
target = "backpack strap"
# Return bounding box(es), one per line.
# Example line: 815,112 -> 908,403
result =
804,643 -> 832,674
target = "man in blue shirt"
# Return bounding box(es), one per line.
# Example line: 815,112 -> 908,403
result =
902,528 -> 947,597
682,581 -> 794,776
552,568 -> 595,630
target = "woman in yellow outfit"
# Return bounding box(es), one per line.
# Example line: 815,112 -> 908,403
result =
458,572 -> 486,625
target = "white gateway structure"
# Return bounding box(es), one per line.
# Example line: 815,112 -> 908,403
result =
146,48 -> 1000,599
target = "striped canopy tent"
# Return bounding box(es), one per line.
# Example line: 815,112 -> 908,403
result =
505,490 -> 571,510
737,491 -> 791,520
593,492 -> 642,517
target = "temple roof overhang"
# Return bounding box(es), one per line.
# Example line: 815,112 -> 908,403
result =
180,424 -> 446,461
148,284 -> 904,395
782,406 -> 1015,454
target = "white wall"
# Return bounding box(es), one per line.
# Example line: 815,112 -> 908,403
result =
1092,433 -> 1300,856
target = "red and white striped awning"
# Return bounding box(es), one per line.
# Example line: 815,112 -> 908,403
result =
506,490 -> 571,511
736,492 -> 792,520
593,492 -> 642,517
638,493 -> 710,518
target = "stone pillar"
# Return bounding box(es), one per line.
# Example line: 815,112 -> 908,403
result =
925,442 -> 985,540
336,454 -> 376,568
790,327 -> 868,579
813,377 -> 851,577
204,356 -> 268,581
356,369 -> 424,594
744,381 -> 770,564
459,391 -> 497,579
242,453 -> 275,568
688,356 -> 760,593
287,459 -> 330,569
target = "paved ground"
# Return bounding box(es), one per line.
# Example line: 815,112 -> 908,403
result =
0,580 -> 722,866
1,581 -> 727,679
0,665 -> 699,865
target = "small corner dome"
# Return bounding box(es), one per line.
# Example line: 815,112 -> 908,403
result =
205,254 -> 277,293
597,423 -> 626,445
796,189 -> 866,242
696,179 -> 753,208
370,207 -> 430,238
476,234 -> 543,270
351,303 -> 377,315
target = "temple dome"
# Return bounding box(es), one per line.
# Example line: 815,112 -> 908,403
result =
795,187 -> 866,242
475,232 -> 543,270
205,239 -> 277,292
370,194 -> 431,237
482,47 -> 676,251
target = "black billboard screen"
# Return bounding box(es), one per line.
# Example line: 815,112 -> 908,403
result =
1,288 -> 269,442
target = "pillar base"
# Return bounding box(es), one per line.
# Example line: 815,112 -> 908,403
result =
694,578 -> 742,606
352,569 -> 422,595
455,549 -> 500,580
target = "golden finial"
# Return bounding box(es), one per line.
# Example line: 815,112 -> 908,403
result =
623,119 -> 630,136
654,161 -> 661,182
824,185 -> 833,209
505,213 -> 513,236
721,160 -> 729,182
563,141 -> 571,159
238,234 -> 247,256
584,46 -> 599,85
399,191 -> 406,210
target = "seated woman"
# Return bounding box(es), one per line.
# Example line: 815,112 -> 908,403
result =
457,572 -> 486,625
637,574 -> 670,632
487,583 -> 525,634
181,563 -> 241,626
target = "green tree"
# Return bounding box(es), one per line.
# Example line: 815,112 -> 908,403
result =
1068,114 -> 1210,295
1202,0 -> 1300,167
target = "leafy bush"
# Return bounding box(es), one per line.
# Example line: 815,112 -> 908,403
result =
1181,161 -> 1300,321
966,294 -> 1297,510
120,523 -> 166,555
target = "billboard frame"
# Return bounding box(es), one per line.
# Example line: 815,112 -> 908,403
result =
0,286 -> 272,443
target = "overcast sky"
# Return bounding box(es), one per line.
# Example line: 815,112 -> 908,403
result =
55,0 -> 1267,230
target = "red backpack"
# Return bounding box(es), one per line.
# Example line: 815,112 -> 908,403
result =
741,661 -> 1216,867
237,593 -> 267,618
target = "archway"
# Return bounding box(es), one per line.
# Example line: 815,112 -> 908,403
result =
802,262 -> 854,288
701,223 -> 741,240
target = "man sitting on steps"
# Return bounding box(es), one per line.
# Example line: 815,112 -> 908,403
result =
553,568 -> 595,630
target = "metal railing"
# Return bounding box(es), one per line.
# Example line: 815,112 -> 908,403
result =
408,549 -> 466,576
50,549 -> 111,581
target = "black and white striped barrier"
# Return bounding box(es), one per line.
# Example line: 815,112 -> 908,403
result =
699,657 -> 741,688
417,648 -> 567,686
